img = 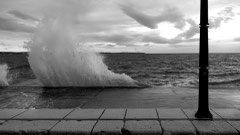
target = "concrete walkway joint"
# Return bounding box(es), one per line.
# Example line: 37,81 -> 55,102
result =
0,108 -> 240,134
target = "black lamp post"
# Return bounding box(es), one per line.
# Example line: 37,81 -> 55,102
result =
195,0 -> 213,118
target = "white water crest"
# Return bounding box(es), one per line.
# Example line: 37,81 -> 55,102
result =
27,17 -> 138,87
0,64 -> 9,87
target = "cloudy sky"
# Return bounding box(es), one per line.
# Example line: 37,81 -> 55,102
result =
0,0 -> 240,53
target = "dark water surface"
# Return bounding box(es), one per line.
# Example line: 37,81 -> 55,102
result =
1,52 -> 240,88
104,53 -> 240,88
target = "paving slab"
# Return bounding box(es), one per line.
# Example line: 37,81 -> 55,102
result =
213,109 -> 240,119
157,108 -> 187,119
227,121 -> 240,132
0,109 -> 25,119
15,109 -> 73,119
100,109 -> 126,120
161,120 -> 196,135
123,120 -> 162,135
92,120 -> 123,135
126,109 -> 158,119
0,120 -> 58,135
192,120 -> 238,135
65,109 -> 104,120
50,120 -> 96,135
182,109 -> 221,119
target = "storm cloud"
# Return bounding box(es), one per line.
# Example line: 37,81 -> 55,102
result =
209,7 -> 235,29
142,34 -> 198,45
88,34 -> 137,44
176,19 -> 199,39
0,17 -> 35,33
8,10 -> 40,21
142,35 -> 181,44
0,0 -> 239,53
120,4 -> 185,29
233,37 -> 240,42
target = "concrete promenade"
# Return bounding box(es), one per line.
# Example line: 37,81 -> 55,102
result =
1,108 -> 240,134
1,84 -> 240,134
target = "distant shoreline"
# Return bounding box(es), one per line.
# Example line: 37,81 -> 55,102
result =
1,52 -> 240,55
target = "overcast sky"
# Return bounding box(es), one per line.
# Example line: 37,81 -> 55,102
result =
0,0 -> 240,53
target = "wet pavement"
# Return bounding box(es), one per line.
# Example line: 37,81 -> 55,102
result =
0,81 -> 240,109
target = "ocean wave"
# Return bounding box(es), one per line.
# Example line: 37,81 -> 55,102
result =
209,78 -> 240,85
0,64 -> 9,86
27,16 -> 138,87
210,72 -> 240,77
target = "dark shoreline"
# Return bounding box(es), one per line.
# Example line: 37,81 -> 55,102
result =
1,52 -> 240,55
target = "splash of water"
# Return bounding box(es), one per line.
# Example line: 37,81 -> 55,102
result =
0,64 -> 9,87
27,18 -> 138,87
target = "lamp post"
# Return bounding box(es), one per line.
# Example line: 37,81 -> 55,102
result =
195,0 -> 213,118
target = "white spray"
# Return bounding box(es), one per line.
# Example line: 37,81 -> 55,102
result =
27,1 -> 138,87
0,64 -> 9,87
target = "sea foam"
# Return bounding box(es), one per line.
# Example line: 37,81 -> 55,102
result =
27,18 -> 137,87
0,64 -> 9,86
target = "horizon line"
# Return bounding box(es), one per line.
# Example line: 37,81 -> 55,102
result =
1,51 -> 240,54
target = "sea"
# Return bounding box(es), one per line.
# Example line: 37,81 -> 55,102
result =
1,52 -> 240,89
